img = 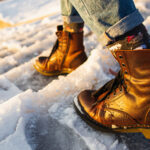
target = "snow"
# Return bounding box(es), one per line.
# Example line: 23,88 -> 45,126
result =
0,0 -> 150,150
0,76 -> 21,103
0,0 -> 60,24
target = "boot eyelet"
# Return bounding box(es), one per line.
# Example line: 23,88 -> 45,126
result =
122,63 -> 126,67
124,85 -> 128,90
119,55 -> 123,59
124,71 -> 128,74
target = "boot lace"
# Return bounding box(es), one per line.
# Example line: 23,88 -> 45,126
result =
92,71 -> 127,105
47,32 -> 61,60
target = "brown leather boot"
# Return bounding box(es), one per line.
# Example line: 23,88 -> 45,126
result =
34,25 -> 87,76
74,24 -> 150,139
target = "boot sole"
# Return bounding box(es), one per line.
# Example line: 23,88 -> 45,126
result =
74,97 -> 150,139
33,64 -> 73,76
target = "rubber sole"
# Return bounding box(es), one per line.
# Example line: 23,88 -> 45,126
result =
33,64 -> 73,76
74,97 -> 150,139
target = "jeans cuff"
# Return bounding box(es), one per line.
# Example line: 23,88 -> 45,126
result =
99,9 -> 144,46
62,15 -> 84,23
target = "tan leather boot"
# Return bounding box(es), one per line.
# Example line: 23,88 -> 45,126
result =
74,24 -> 150,139
34,25 -> 87,76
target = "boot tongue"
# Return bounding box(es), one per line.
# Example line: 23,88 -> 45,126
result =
57,25 -> 63,31
56,25 -> 63,38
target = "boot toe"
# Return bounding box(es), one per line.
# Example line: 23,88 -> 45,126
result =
76,90 -> 97,114
38,56 -> 48,63
34,56 -> 48,70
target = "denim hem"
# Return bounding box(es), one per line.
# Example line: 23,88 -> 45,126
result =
62,15 -> 84,23
99,9 -> 144,46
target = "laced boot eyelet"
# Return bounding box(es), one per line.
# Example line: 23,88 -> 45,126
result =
124,71 -> 128,74
119,55 -> 123,59
124,85 -> 128,91
56,32 -> 61,37
120,87 -> 123,92
107,95 -> 110,99
122,63 -> 126,67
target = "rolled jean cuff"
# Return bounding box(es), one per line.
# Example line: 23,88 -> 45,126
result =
62,15 -> 84,23
99,9 -> 144,46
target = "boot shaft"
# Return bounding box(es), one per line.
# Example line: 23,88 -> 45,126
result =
63,31 -> 86,69
54,25 -> 87,70
108,23 -> 150,99
113,49 -> 150,79
56,25 -> 84,54
68,31 -> 84,55
112,49 -> 150,106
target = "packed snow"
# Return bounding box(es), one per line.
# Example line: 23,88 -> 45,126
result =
0,0 -> 150,150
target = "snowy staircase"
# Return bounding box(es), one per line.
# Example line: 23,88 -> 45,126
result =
0,1 -> 150,149
0,16 -> 128,150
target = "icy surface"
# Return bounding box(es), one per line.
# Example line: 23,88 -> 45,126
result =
0,0 -> 150,150
0,75 -> 21,103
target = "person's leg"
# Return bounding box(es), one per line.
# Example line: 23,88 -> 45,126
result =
61,0 -> 83,24
73,0 -> 150,139
34,0 -> 87,76
61,0 -> 84,32
67,0 -> 144,46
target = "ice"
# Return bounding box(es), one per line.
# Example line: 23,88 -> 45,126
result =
0,118 -> 31,150
0,75 -> 21,103
48,101 -> 127,150
25,113 -> 90,150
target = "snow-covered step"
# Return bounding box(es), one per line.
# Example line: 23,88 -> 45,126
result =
2,29 -> 94,92
0,32 -> 149,150
0,75 -> 22,103
0,17 -> 61,74
14,21 -> 60,47
0,117 -> 32,150
0,0 -> 149,150
0,47 -> 17,58
25,113 -> 91,150
0,30 -> 55,74
0,89 -> 36,150
2,47 -> 58,92
0,47 -> 122,150
48,101 -> 128,150
0,17 -> 60,45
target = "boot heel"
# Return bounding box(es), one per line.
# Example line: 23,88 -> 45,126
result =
139,129 -> 150,139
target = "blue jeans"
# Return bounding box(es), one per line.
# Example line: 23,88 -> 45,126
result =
61,0 -> 144,46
